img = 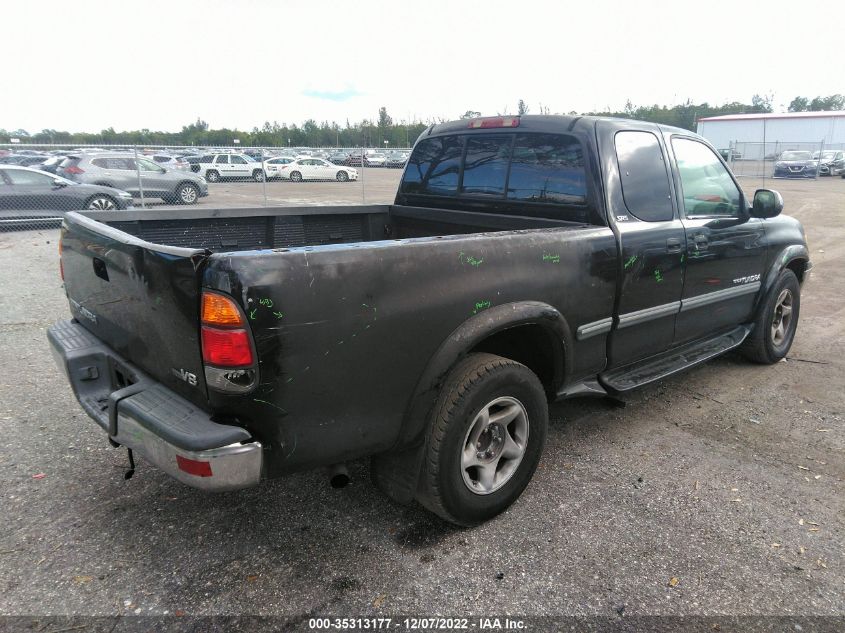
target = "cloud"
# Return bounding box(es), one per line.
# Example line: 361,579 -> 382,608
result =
302,86 -> 363,102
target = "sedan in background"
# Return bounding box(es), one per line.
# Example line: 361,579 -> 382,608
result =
363,152 -> 387,167
151,154 -> 190,171
384,150 -> 410,168
263,156 -> 297,179
277,158 -> 358,182
0,166 -> 133,210
773,151 -> 818,178
814,150 -> 845,176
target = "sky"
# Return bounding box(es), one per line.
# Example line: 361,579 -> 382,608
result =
3,0 -> 844,134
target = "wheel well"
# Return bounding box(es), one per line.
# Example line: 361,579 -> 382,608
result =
176,180 -> 198,190
84,193 -> 116,206
786,258 -> 806,283
469,324 -> 561,398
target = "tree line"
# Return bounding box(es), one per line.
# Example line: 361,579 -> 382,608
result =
2,96 -> 842,148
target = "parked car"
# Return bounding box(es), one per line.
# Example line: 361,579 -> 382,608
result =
328,150 -> 351,165
50,115 -> 810,526
262,156 -> 297,179
814,150 -> 845,176
277,158 -> 358,182
0,165 -> 133,210
363,152 -> 387,167
58,153 -> 208,204
39,156 -> 65,174
385,151 -> 410,168
193,153 -> 265,182
773,151 -> 818,178
717,148 -> 741,161
151,154 -> 190,171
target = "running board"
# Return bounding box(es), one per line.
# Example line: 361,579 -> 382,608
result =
600,325 -> 751,394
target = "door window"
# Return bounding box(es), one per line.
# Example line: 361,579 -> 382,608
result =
614,131 -> 674,221
215,155 -> 229,164
231,155 -> 247,164
92,158 -> 133,170
672,138 -> 742,217
138,158 -> 162,172
5,169 -> 54,185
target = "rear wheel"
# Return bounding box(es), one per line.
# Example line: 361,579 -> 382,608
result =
205,170 -> 220,183
336,170 -> 349,182
253,169 -> 265,182
176,182 -> 199,205
290,171 -> 303,182
86,195 -> 117,210
741,269 -> 800,364
416,353 -> 548,526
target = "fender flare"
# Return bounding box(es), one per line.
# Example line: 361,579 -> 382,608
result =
757,244 -> 810,311
396,301 -> 573,448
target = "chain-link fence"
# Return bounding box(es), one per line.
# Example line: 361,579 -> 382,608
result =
724,140 -> 845,180
0,143 -> 411,232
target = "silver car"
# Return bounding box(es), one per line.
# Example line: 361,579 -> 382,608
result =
58,152 -> 208,204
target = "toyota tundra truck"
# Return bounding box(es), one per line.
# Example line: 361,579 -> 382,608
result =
49,115 -> 811,525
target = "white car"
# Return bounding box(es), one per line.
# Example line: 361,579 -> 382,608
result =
195,153 -> 266,182
278,158 -> 359,182
262,156 -> 297,180
150,154 -> 190,171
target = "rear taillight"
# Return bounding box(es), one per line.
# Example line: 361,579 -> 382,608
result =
201,326 -> 253,367
200,291 -> 255,368
63,165 -> 84,174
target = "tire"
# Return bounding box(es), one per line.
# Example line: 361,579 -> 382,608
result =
253,169 -> 265,182
290,171 -> 303,182
176,182 -> 199,205
336,170 -> 349,182
741,269 -> 800,364
86,195 -> 117,210
205,170 -> 220,183
416,353 -> 548,526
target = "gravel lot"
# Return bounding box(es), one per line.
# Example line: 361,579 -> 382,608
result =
0,174 -> 843,626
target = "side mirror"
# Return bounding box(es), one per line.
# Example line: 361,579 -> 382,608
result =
751,189 -> 783,219
52,178 -> 67,188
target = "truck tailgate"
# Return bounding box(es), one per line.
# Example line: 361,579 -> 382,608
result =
60,212 -> 210,407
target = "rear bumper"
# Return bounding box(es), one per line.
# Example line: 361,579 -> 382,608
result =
48,319 -> 262,491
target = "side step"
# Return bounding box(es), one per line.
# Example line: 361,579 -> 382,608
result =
600,325 -> 751,394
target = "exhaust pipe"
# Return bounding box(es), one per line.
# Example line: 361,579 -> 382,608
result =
328,463 -> 350,489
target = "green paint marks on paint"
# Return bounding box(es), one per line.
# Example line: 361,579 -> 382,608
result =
654,268 -> 664,283
472,300 -> 492,315
542,253 -> 561,264
624,255 -> 638,270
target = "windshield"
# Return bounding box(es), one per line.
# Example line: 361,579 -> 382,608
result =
780,151 -> 812,161
820,151 -> 837,160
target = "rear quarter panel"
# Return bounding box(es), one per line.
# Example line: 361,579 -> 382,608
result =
204,227 -> 617,475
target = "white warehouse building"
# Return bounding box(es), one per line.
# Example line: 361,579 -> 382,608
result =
696,111 -> 845,159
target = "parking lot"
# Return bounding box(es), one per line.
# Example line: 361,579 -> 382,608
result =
0,174 -> 843,625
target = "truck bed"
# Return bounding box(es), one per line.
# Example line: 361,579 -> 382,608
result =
85,204 -> 580,252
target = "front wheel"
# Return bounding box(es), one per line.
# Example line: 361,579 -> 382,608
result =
253,169 -> 265,182
741,269 -> 801,364
416,353 -> 548,526
289,171 -> 303,182
336,170 -> 349,182
205,170 -> 220,183
176,182 -> 199,205
86,195 -> 117,210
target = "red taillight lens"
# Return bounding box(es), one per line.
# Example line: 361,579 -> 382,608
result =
201,326 -> 253,367
63,165 -> 84,174
467,117 -> 520,129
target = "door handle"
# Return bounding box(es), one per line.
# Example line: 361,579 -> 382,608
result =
693,234 -> 709,251
666,238 -> 682,253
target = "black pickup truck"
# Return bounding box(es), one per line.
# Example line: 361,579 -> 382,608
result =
49,115 -> 811,525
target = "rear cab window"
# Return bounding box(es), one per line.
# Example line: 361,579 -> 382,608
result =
614,131 -> 674,222
400,131 -> 592,222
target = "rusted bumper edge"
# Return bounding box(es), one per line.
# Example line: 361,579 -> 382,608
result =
47,319 -> 262,492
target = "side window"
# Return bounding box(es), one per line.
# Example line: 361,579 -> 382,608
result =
461,135 -> 511,196
215,155 -> 229,165
231,155 -> 247,164
614,131 -> 674,222
672,137 -> 742,217
5,169 -> 54,185
138,158 -> 161,171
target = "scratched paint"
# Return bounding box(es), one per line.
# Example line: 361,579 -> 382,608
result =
459,252 -> 484,267
542,253 -> 561,264
472,300 -> 492,315
623,255 -> 638,270
253,398 -> 286,413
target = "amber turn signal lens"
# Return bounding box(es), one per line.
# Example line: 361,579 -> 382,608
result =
201,292 -> 244,326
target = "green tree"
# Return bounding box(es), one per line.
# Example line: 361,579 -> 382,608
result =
460,110 -> 481,119
788,96 -> 809,112
517,99 -> 529,115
